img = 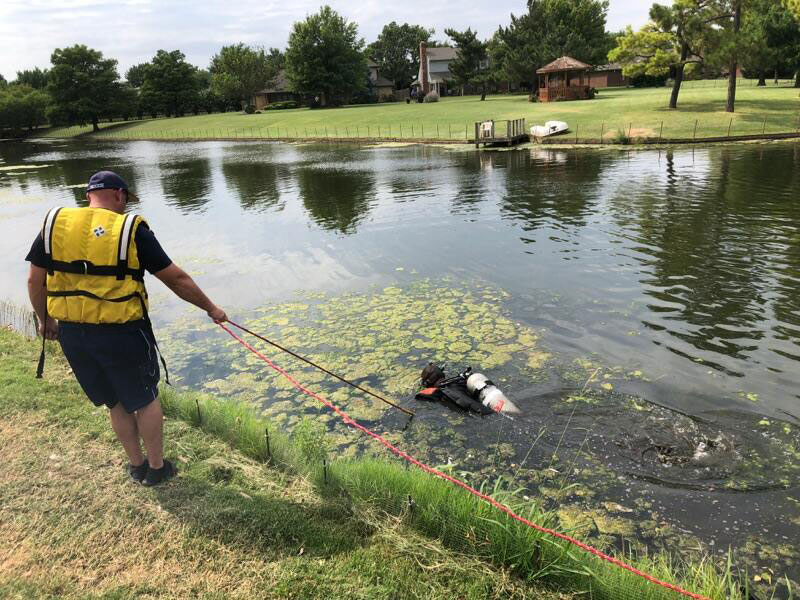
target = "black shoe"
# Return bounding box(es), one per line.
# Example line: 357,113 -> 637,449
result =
128,460 -> 149,483
142,460 -> 177,487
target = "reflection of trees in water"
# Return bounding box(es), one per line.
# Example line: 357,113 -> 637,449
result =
160,158 -> 212,213
221,158 -> 285,213
610,147 -> 800,365
297,166 -> 375,234
500,149 -> 603,233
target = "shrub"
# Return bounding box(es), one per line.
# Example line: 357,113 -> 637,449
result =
265,101 -> 299,110
244,104 -> 256,114
423,91 -> 439,103
614,128 -> 632,145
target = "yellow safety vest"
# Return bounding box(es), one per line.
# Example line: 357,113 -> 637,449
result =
42,206 -> 149,324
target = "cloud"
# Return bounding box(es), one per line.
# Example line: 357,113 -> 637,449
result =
0,0 -> 650,79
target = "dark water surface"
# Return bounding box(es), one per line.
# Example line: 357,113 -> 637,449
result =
2,139 -> 799,588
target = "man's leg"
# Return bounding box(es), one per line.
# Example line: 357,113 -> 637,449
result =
135,398 -> 164,469
109,402 -> 145,466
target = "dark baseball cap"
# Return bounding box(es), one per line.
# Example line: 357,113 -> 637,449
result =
86,170 -> 138,202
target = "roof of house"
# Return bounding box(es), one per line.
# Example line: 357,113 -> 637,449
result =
255,70 -> 291,94
367,59 -> 378,68
537,56 -> 591,74
427,47 -> 458,61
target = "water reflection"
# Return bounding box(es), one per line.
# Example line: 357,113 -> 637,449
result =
160,157 -> 212,213
297,165 -> 375,234
221,147 -> 285,213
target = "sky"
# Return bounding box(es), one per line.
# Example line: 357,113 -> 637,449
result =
0,0 -> 651,80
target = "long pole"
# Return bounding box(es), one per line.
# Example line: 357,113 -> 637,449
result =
226,320 -> 415,417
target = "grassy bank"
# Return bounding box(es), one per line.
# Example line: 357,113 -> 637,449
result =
39,80 -> 800,144
0,328 -> 777,599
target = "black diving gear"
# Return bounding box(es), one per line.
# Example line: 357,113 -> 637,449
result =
415,364 -> 495,415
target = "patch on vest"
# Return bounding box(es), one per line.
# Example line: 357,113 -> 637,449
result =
93,226 -> 106,238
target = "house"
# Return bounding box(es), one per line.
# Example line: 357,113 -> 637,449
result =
412,43 -> 459,96
252,70 -> 303,110
588,63 -> 628,88
367,59 -> 396,101
536,56 -> 594,102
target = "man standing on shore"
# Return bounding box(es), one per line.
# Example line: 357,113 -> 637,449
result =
25,170 -> 227,486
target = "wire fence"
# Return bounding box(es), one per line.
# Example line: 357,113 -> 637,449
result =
81,113 -> 800,145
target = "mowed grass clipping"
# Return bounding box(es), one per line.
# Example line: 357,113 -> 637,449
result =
40,79 -> 800,143
0,328 -> 781,599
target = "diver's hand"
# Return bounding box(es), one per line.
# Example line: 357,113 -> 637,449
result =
207,306 -> 227,323
38,316 -> 59,340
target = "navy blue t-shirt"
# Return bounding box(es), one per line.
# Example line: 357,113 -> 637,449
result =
26,222 -> 172,274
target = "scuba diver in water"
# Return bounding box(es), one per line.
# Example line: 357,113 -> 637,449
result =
415,364 -> 521,415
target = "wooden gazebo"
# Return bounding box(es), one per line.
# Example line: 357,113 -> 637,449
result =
536,56 -> 593,103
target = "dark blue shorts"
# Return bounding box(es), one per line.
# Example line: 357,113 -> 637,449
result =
58,320 -> 160,413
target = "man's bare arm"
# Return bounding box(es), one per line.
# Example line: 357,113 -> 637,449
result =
27,264 -> 58,339
154,263 -> 227,322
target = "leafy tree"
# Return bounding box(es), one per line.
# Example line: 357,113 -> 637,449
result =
266,48 -> 285,73
367,22 -> 434,89
735,0 -> 799,85
285,6 -> 367,106
126,63 -> 149,87
0,73 -> 6,88
611,2 -> 729,109
492,0 -> 610,96
47,44 -> 121,130
785,0 -> 800,19
209,43 -> 274,109
444,28 -> 488,94
105,83 -> 138,121
0,84 -> 50,133
14,67 -> 49,89
138,50 -> 200,117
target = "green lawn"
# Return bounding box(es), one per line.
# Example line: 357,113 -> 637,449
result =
42,79 -> 800,143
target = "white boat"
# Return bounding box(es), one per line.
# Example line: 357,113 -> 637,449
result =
530,121 -> 569,140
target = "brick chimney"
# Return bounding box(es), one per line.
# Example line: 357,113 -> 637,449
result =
419,41 -> 429,96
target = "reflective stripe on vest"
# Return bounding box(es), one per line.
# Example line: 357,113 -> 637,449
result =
43,207 -> 149,324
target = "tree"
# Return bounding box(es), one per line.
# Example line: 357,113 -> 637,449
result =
285,6 -> 367,106
47,45 -> 120,131
444,28 -> 488,94
367,22 -> 434,89
611,2 -> 729,109
209,43 -> 274,109
266,48 -> 285,73
126,63 -> 149,88
105,83 -> 138,121
0,73 -> 6,88
785,0 -> 800,19
492,0 -> 610,96
138,50 -> 200,117
14,67 -> 49,89
0,84 -> 50,134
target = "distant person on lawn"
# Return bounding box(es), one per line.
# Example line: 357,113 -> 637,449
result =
25,170 -> 227,486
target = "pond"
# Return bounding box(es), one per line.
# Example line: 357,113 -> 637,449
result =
2,138 -> 799,590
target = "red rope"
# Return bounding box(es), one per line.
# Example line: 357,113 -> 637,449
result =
219,321 -> 710,600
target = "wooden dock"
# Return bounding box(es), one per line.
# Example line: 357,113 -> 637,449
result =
473,119 -> 527,148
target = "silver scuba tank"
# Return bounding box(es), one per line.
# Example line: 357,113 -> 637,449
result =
465,373 -> 521,415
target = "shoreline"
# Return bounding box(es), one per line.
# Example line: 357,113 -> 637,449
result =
0,326 -> 776,600
26,129 -> 800,149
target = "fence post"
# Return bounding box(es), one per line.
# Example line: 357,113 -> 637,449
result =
628,122 -> 632,139
762,116 -> 767,135
727,118 -> 732,138
323,457 -> 328,485
195,398 -> 202,425
265,427 -> 271,462
411,123 -> 414,137
449,123 -> 452,138
436,123 -> 439,138
400,124 -> 403,138
693,119 -> 698,141
659,121 -> 664,142
421,123 -> 424,137
600,122 -> 604,145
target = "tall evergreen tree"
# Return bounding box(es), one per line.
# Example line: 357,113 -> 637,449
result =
444,28 -> 488,94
